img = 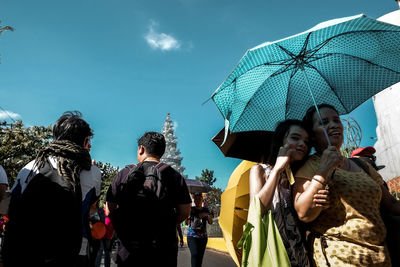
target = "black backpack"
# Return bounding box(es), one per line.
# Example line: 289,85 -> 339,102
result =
3,161 -> 82,266
112,161 -> 173,251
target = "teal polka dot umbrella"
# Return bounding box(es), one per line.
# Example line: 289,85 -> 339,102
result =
212,14 -> 400,144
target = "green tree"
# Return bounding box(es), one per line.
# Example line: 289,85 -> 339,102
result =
95,161 -> 119,207
195,169 -> 217,186
341,145 -> 357,158
206,186 -> 222,215
0,121 -> 53,186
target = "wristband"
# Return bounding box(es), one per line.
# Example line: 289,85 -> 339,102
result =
312,177 -> 327,186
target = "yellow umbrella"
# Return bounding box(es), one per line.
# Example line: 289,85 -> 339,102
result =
219,160 -> 257,266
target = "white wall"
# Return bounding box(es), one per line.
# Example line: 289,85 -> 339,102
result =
373,83 -> 400,181
373,10 -> 400,181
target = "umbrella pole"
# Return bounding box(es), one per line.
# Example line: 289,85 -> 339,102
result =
300,68 -> 332,146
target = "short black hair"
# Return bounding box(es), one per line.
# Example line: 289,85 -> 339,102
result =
266,119 -> 310,167
138,132 -> 166,158
302,104 -> 339,134
53,111 -> 93,146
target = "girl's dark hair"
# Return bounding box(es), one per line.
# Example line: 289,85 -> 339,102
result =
266,119 -> 311,172
302,104 -> 339,134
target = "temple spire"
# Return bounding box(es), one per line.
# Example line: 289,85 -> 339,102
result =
161,113 -> 187,178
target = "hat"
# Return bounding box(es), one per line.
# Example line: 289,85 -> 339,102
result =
351,146 -> 376,158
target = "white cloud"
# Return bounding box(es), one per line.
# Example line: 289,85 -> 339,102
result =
145,21 -> 181,51
173,121 -> 178,130
0,110 -> 21,120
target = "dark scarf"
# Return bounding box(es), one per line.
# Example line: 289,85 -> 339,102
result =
34,140 -> 92,191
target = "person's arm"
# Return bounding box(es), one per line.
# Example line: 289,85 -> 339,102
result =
293,146 -> 342,223
206,213 -> 213,224
0,184 -> 7,201
177,203 -> 191,224
249,164 -> 282,215
249,144 -> 295,215
381,184 -> 400,215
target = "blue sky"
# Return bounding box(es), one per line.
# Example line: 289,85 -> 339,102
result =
0,0 -> 398,189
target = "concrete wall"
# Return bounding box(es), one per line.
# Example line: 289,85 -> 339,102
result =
373,10 -> 400,182
373,83 -> 400,181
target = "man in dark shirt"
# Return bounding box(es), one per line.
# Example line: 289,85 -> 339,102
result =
106,132 -> 191,267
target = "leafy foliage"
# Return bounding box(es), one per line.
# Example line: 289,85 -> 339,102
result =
0,121 -> 52,186
195,169 -> 216,186
340,145 -> 357,158
95,161 -> 119,207
206,186 -> 222,216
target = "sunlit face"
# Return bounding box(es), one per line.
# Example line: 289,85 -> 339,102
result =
282,125 -> 309,162
312,107 -> 344,151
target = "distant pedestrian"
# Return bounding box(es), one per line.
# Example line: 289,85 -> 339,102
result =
3,111 -> 99,267
79,133 -> 102,267
95,203 -> 114,267
351,146 -> 384,171
186,192 -> 213,267
106,131 -> 191,267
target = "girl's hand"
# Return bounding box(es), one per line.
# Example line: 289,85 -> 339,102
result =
313,189 -> 330,209
274,143 -> 296,172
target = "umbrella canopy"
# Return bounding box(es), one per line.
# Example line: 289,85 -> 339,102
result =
219,160 -> 257,266
185,179 -> 212,193
212,128 -> 274,162
212,14 -> 400,134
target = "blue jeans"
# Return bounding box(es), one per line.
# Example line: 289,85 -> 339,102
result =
187,236 -> 208,267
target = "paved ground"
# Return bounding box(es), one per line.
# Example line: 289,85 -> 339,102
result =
107,245 -> 236,267
177,245 -> 236,267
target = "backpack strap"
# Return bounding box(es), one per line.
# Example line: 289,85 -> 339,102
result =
154,162 -> 169,172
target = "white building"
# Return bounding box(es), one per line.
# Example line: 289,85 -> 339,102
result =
373,6 -> 400,181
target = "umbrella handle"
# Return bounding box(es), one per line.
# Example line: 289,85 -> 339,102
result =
300,68 -> 332,147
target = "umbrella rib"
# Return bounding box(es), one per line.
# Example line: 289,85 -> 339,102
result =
299,33 -> 312,57
306,29 -> 400,57
305,64 -> 349,113
321,52 -> 400,75
276,44 -> 297,59
284,68 -> 298,118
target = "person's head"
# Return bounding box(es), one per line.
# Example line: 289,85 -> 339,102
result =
137,132 -> 166,162
53,111 -> 93,147
351,146 -> 383,170
303,104 -> 343,153
267,119 -> 310,166
192,193 -> 203,208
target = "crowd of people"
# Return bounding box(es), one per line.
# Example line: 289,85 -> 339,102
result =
0,111 -> 195,267
0,104 -> 399,267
